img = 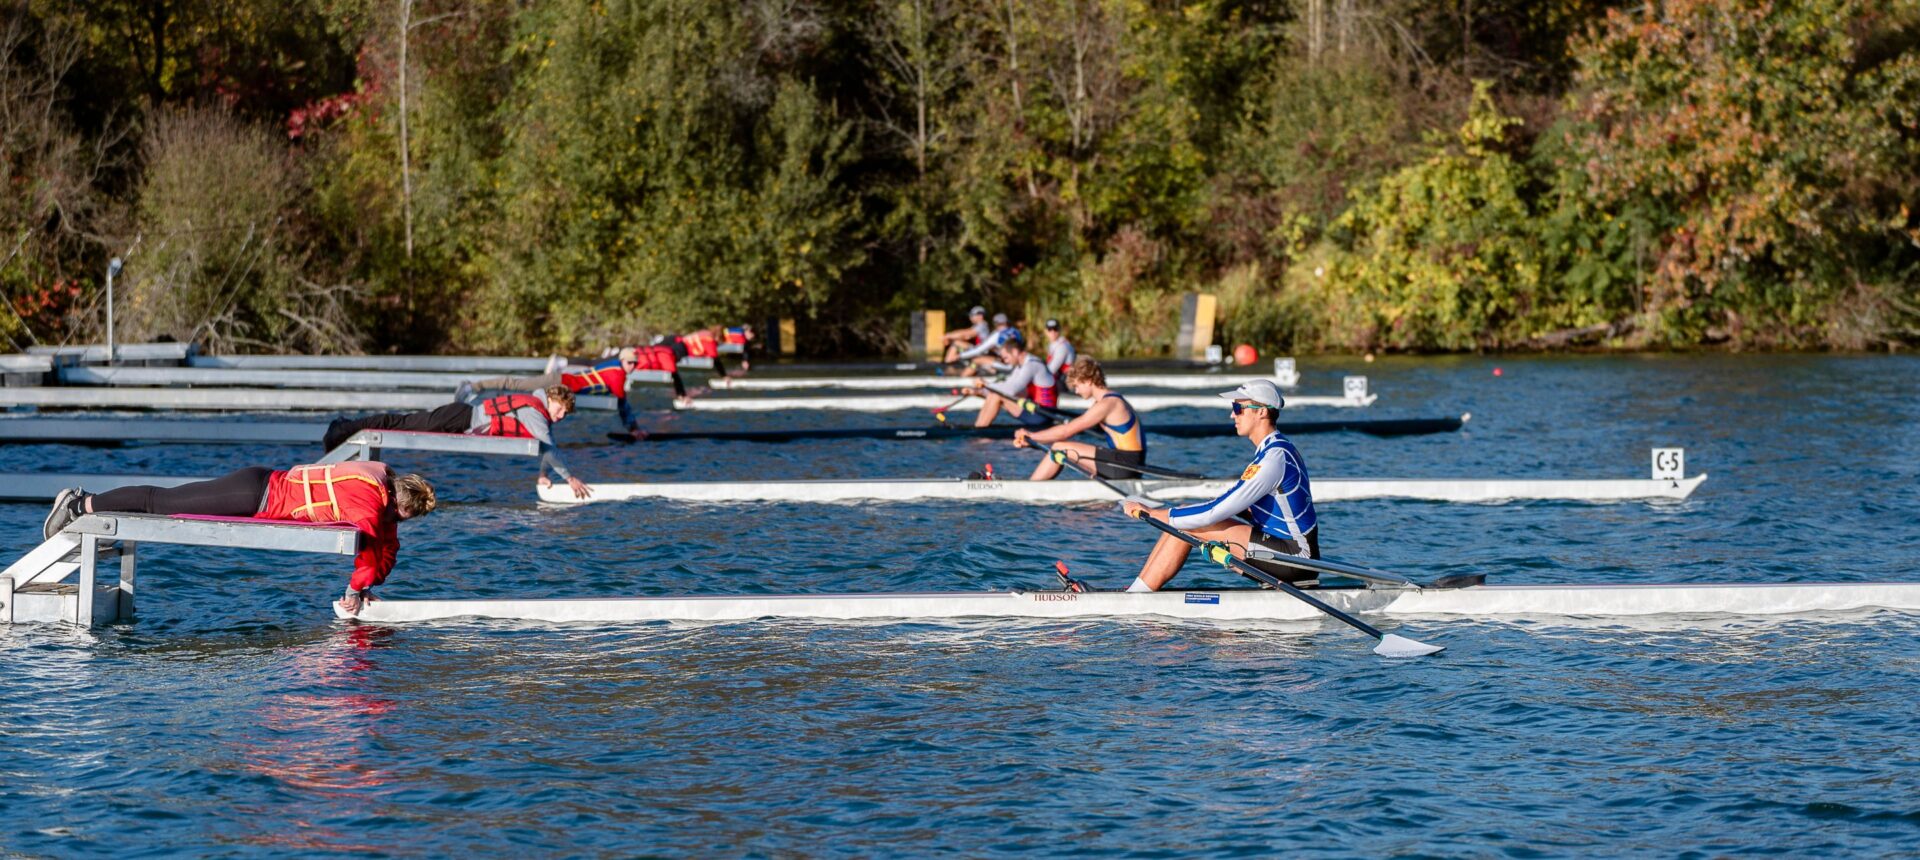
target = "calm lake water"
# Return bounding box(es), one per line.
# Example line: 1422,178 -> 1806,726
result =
2,354 -> 1917,857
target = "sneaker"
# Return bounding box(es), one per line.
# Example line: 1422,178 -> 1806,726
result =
43,487 -> 85,539
453,380 -> 475,404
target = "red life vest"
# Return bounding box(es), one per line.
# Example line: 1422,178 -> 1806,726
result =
483,393 -> 550,438
564,359 -> 628,396
632,345 -> 678,372
680,330 -> 718,358
277,462 -> 390,523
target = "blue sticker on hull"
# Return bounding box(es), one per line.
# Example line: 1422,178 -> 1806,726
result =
1184,593 -> 1220,605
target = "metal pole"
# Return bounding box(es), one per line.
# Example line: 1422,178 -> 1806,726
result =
106,257 -> 122,364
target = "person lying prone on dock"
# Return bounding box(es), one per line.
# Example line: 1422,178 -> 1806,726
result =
467,347 -> 650,433
42,462 -> 436,614
323,385 -> 594,499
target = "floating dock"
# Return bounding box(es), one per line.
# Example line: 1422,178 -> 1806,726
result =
2,513 -> 360,626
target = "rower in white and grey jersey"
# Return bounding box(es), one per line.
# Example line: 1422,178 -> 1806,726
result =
1043,319 -> 1076,376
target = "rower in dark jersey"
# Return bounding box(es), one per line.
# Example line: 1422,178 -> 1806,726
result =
1014,356 -> 1146,480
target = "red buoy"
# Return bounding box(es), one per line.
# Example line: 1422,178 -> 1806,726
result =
1232,344 -> 1258,366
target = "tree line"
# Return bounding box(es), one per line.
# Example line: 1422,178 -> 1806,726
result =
3,0 -> 1916,357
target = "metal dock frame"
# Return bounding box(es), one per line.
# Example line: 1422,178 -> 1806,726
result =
317,429 -> 541,464
1,513 -> 359,626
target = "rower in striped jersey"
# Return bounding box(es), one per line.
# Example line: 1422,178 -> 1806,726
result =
1014,357 -> 1145,480
1120,380 -> 1319,592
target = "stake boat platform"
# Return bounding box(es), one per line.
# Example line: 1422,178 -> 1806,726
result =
339,582 -> 1920,626
539,474 -> 1707,505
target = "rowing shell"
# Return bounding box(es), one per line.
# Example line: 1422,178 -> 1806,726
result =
710,373 -> 1299,391
540,474 -> 1708,505
340,582 -> 1920,625
674,392 -> 1376,412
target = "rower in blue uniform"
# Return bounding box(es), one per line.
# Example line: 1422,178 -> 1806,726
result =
1120,380 -> 1318,592
1014,357 -> 1145,480
957,313 -> 1017,376
965,330 -> 1056,428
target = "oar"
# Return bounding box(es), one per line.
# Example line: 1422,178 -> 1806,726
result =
1127,511 -> 1444,658
931,390 -> 973,415
1047,449 -> 1203,480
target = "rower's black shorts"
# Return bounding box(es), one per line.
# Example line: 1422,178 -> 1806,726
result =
1092,447 -> 1147,479
1244,528 -> 1322,584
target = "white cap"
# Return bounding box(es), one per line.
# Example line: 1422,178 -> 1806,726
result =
1219,379 -> 1285,409
992,312 -> 1009,325
970,305 -> 987,316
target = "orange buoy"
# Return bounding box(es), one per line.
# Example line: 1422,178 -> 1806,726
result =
1493,367 -> 1503,377
1232,344 -> 1258,366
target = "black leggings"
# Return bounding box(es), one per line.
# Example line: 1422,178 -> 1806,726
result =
325,402 -> 470,450
90,467 -> 274,517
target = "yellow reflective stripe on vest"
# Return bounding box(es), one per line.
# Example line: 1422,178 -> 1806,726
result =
288,465 -> 386,521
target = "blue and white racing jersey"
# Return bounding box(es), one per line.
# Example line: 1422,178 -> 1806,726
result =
1167,431 -> 1316,545
959,326 -> 1019,360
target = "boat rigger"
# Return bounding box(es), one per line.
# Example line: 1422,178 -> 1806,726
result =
535,474 -> 1707,506
338,581 -> 1920,626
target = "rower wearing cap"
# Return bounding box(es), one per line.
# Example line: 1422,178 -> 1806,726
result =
1042,319 -> 1076,376
1014,357 -> 1144,480
941,306 -> 992,363
957,313 -> 1016,377
1119,380 -> 1317,592
967,329 -> 1057,428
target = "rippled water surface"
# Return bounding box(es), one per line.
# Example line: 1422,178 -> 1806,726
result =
2,354 -> 1918,857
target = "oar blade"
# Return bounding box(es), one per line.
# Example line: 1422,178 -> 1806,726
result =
1373,633 -> 1445,658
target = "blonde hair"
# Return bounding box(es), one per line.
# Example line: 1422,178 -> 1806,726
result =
545,385 -> 576,411
395,474 -> 437,517
1065,356 -> 1107,388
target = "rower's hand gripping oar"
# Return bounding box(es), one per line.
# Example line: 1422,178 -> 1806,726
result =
1126,509 -> 1446,658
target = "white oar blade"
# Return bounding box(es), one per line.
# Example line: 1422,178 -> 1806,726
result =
1373,633 -> 1445,658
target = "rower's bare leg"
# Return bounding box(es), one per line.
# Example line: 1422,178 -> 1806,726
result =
1029,441 -> 1096,480
1134,522 -> 1253,591
973,393 -> 1007,427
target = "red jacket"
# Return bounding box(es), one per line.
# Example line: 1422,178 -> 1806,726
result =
631,345 -> 679,373
262,461 -> 398,591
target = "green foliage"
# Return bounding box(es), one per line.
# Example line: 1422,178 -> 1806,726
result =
7,0 -> 1918,356
1321,82 -> 1554,349
1560,0 -> 1920,347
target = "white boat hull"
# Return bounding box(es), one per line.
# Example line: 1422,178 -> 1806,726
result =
342,582 -> 1920,625
711,373 -> 1298,391
675,393 -> 1374,412
542,474 -> 1707,505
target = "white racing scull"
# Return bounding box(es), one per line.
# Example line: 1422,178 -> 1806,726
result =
339,581 -> 1920,626
710,373 -> 1299,391
674,391 -> 1375,412
537,474 -> 1707,505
